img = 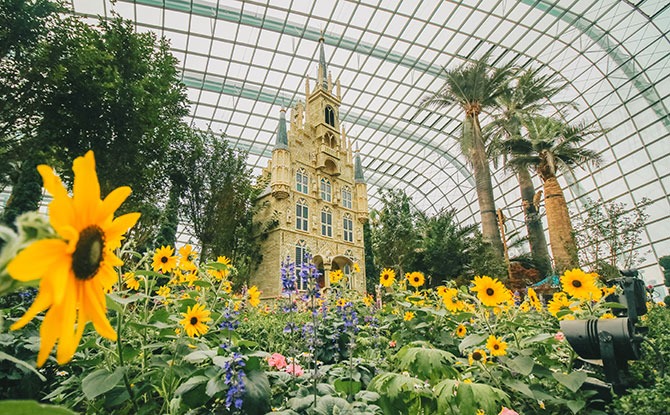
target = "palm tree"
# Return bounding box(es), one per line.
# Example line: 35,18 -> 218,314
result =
422,54 -> 513,257
488,69 -> 570,276
507,116 -> 602,272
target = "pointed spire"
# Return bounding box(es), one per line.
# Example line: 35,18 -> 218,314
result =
318,34 -> 328,89
275,109 -> 288,150
354,147 -> 365,183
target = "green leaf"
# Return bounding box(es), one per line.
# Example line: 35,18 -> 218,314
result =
395,344 -> 457,382
334,378 -> 362,395
0,400 -> 76,415
434,379 -> 509,414
107,292 -> 142,306
183,349 -> 216,363
601,302 -> 627,309
506,379 -> 536,399
175,376 -> 209,408
206,376 -> 226,397
552,371 -> 588,393
0,351 -> 46,381
242,370 -> 271,414
567,399 -> 586,414
504,356 -> 534,376
81,367 -> 125,400
458,333 -> 487,353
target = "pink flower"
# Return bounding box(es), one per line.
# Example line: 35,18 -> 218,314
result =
389,340 -> 397,348
499,407 -> 519,415
268,353 -> 287,369
285,363 -> 304,376
554,332 -> 566,342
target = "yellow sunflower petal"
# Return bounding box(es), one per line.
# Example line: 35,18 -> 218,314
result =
55,287 -> 78,365
83,282 -> 116,340
72,151 -> 101,225
47,198 -> 77,236
96,264 -> 118,292
10,289 -> 52,330
58,308 -> 87,366
37,165 -> 68,200
95,186 -> 132,224
36,303 -> 65,367
7,239 -> 69,281
103,212 -> 141,249
44,256 -> 74,306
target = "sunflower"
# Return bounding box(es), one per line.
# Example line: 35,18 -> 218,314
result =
526,287 -> 542,311
6,151 -> 140,367
336,298 -> 347,308
124,272 -> 140,291
406,271 -> 425,288
353,263 -> 361,273
519,302 -> 530,312
560,268 -> 601,301
456,324 -> 467,338
468,349 -> 488,365
156,285 -> 171,298
442,288 -> 464,312
403,311 -> 415,321
380,268 -> 396,287
363,294 -> 374,307
152,246 -> 177,273
436,286 -> 448,297
329,269 -> 344,284
180,303 -> 211,337
248,286 -> 261,308
208,256 -> 232,280
547,292 -> 577,318
485,335 -> 508,356
470,276 -> 512,307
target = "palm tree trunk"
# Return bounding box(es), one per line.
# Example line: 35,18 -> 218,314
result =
465,114 -> 504,257
518,168 -> 551,276
543,176 -> 578,272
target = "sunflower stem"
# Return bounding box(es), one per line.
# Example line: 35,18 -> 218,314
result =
116,304 -> 140,412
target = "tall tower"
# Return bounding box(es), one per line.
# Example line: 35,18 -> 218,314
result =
253,37 -> 369,297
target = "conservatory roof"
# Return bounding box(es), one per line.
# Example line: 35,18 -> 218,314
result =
71,1 -> 669,279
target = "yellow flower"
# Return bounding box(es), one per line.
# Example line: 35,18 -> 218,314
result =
208,256 -> 232,280
380,268 -> 396,287
363,294 -> 374,307
353,263 -> 361,273
179,303 -> 211,337
152,246 -> 177,274
123,272 -> 139,291
442,288 -> 464,312
436,286 -> 448,297
6,151 -> 140,367
456,324 -> 467,338
468,349 -> 488,365
470,276 -> 512,307
329,269 -> 344,284
547,292 -> 577,319
248,286 -> 261,308
486,335 -> 508,356
476,410 -> 485,415
406,271 -> 425,288
178,244 -> 198,269
560,269 -> 602,301
600,312 -> 615,319
336,298 -> 347,308
403,311 -> 415,321
527,287 -> 542,311
156,285 -> 171,298
519,301 -> 530,312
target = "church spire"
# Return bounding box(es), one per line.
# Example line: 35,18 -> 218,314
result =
274,109 -> 288,150
354,148 -> 365,183
318,34 -> 328,89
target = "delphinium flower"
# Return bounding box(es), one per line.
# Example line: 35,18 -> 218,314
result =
152,246 -> 178,273
179,303 -> 211,337
221,352 -> 246,410
280,256 -> 297,295
7,151 -> 140,366
560,268 -> 602,301
470,276 -> 512,307
379,268 -> 396,287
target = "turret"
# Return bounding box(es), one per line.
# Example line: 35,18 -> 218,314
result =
354,149 -> 368,223
270,109 -> 291,199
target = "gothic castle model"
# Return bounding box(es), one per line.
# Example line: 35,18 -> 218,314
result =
252,38 -> 369,297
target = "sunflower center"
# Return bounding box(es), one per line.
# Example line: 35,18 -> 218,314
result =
190,317 -> 198,325
572,280 -> 582,288
161,256 -> 169,264
72,226 -> 105,281
486,288 -> 495,296
473,351 -> 482,361
494,344 -> 500,350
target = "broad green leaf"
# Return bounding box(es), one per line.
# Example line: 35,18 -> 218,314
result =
368,372 -> 425,399
506,379 -> 536,399
183,349 -> 216,363
567,399 -> 586,414
521,333 -> 552,345
602,302 -> 626,309
0,351 -> 46,381
81,367 -> 125,400
334,378 -> 362,395
0,400 -> 75,415
552,371 -> 588,393
395,345 -> 457,382
206,376 -> 226,397
434,378 -> 509,414
504,356 -> 535,376
243,370 -> 271,414
175,376 -> 209,408
107,293 -> 142,306
458,333 -> 487,353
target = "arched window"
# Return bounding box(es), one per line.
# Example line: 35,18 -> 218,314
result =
343,213 -> 353,242
325,105 -> 335,127
341,186 -> 352,209
295,240 -> 308,290
321,207 -> 332,237
296,199 -> 308,231
320,178 -> 332,202
296,168 -> 308,194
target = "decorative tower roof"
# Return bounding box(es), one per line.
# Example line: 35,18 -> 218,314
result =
274,108 -> 288,150
354,149 -> 365,183
318,35 -> 328,90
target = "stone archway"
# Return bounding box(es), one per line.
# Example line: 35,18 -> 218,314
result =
331,255 -> 354,289
312,255 -> 326,289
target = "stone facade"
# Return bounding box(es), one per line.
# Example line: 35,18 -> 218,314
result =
252,39 -> 369,297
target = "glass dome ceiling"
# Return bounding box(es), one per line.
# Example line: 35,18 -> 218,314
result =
70,1 -> 669,282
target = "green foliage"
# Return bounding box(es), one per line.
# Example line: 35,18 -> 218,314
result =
2,156 -> 43,228
575,198 -> 650,279
0,400 -> 75,415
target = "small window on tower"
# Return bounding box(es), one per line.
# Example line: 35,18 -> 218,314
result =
325,105 -> 335,127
